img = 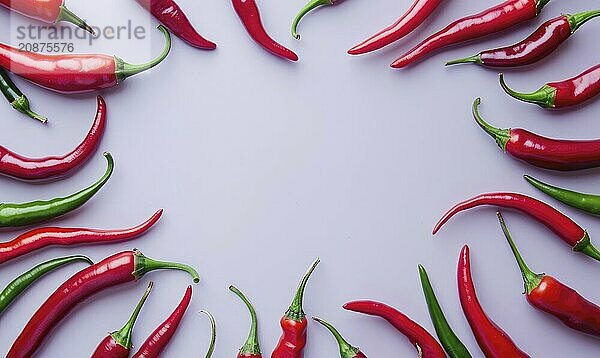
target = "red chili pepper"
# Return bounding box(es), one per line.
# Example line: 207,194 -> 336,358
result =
271,258 -> 320,358
390,0 -> 551,68
343,301 -> 445,357
348,0 -> 443,55
0,209 -> 162,266
132,285 -> 193,358
0,26 -> 171,94
457,245 -> 530,357
0,0 -> 94,34
500,66 -> 600,109
232,0 -> 298,61
0,96 -> 106,181
447,10 -> 600,67
91,282 -> 153,358
473,98 -> 600,171
433,192 -> 600,261
497,212 -> 600,337
136,0 -> 216,50
7,249 -> 199,358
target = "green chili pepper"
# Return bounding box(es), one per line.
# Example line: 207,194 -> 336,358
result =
0,152 -> 114,228
0,255 -> 92,315
419,264 -> 472,358
524,175 -> 600,215
0,68 -> 47,123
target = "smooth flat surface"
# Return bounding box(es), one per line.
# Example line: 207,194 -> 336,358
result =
1,0 -> 600,356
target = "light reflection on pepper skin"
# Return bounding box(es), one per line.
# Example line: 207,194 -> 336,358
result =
552,64 -> 600,107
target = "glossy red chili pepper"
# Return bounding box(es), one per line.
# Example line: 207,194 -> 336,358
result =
0,0 -> 94,34
473,98 -> 600,170
91,282 -> 153,358
132,285 -> 193,358
457,245 -> 530,357
0,209 -> 162,265
433,192 -> 600,261
343,301 -> 445,357
447,10 -> 600,67
0,26 -> 171,94
272,258 -> 320,358
0,96 -> 106,181
348,0 -> 443,55
500,66 -> 600,109
232,0 -> 298,61
7,249 -> 199,358
136,0 -> 216,50
391,0 -> 550,68
498,212 -> 600,337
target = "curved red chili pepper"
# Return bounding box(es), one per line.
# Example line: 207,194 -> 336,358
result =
136,0 -> 216,50
473,98 -> 600,171
348,0 -> 443,55
500,65 -> 600,109
0,209 -> 162,265
232,0 -> 298,61
91,282 -> 153,358
272,258 -> 320,358
447,11 -> 600,68
391,0 -> 550,68
497,213 -> 600,338
7,249 -> 199,357
433,192 -> 600,261
0,96 -> 106,181
458,245 -> 530,357
0,26 -> 171,94
132,285 -> 193,358
0,0 -> 94,34
343,300 -> 445,357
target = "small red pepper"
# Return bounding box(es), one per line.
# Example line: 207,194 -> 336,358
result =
447,10 -> 600,68
348,0 -> 443,55
232,0 -> 298,61
0,96 -> 106,181
0,26 -> 171,94
472,98 -> 600,171
433,192 -> 600,261
391,0 -> 551,68
457,245 -> 530,357
500,66 -> 600,109
91,282 -> 153,358
343,300 -> 445,357
0,209 -> 162,265
7,249 -> 199,358
498,212 -> 600,338
136,0 -> 216,50
132,285 -> 193,358
271,258 -> 320,358
0,0 -> 94,34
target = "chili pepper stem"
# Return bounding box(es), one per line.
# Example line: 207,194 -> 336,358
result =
573,232 -> 600,262
497,212 -> 543,294
291,0 -> 335,40
115,25 -> 171,83
285,258 -> 320,321
499,73 -> 556,108
11,95 -> 48,123
132,249 -> 200,283
200,311 -> 216,358
535,0 -> 550,14
313,317 -> 360,358
472,98 -> 510,151
230,285 -> 261,355
56,4 -> 95,35
446,54 -> 482,66
111,282 -> 153,349
567,10 -> 600,32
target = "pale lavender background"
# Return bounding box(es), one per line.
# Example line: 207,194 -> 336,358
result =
1,0 -> 599,356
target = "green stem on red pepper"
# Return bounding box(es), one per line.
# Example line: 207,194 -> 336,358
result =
291,0 -> 336,40
230,285 -> 262,357
313,317 -> 364,358
111,282 -> 154,350
0,68 -> 47,123
200,310 -> 217,358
